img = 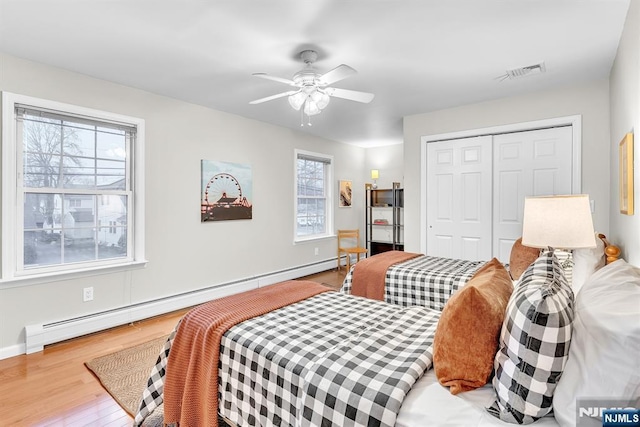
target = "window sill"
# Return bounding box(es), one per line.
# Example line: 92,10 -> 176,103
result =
0,260 -> 148,289
294,234 -> 336,244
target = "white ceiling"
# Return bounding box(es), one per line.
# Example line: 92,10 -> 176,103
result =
0,0 -> 630,147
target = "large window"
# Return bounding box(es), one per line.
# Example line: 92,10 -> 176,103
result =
295,150 -> 333,241
1,93 -> 146,283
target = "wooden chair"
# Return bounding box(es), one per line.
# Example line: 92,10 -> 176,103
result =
337,229 -> 368,272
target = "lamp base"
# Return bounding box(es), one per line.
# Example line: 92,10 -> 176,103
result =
372,182 -> 378,189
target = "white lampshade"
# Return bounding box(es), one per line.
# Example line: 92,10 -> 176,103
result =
303,99 -> 321,116
522,195 -> 596,249
311,90 -> 331,109
371,169 -> 379,180
288,91 -> 307,110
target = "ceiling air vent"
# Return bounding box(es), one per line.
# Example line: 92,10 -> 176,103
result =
497,62 -> 546,81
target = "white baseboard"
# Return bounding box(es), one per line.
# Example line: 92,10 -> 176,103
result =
0,343 -> 25,360
6,258 -> 337,360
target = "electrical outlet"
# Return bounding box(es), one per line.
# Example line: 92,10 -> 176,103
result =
83,287 -> 94,302
314,247 -> 319,256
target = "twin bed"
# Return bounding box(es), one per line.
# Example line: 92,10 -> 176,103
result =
134,236 -> 637,427
341,251 -> 484,310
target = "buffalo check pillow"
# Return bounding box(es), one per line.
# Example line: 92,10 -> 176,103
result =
488,251 -> 574,424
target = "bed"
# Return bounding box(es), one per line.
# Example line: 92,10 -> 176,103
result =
134,236 -> 637,427
341,233 -> 623,311
340,251 -> 485,310
135,282 -> 444,427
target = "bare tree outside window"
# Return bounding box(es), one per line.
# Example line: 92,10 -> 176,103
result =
2,93 -> 143,281
23,116 -> 83,235
20,110 -> 130,269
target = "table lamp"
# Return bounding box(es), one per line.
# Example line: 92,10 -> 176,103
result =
371,169 -> 379,189
521,195 -> 596,250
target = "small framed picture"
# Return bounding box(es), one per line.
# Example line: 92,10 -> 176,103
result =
339,180 -> 352,208
619,133 -> 634,215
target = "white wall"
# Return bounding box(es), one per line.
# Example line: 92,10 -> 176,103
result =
365,144 -> 404,189
0,53 -> 365,352
403,80 -> 611,253
609,0 -> 639,266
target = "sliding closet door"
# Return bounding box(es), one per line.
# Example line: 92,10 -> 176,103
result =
492,126 -> 573,262
426,136 -> 492,261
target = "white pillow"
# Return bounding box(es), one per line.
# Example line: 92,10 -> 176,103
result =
552,259 -> 640,427
571,234 -> 605,293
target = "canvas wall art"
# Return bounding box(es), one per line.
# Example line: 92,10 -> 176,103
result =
201,160 -> 253,222
339,180 -> 352,207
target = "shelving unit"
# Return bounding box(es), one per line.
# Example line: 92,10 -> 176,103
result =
365,182 -> 404,255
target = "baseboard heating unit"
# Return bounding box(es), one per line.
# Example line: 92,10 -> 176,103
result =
21,258 -> 338,356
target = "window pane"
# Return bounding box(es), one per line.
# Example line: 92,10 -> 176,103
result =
73,126 -> 97,158
66,194 -> 96,228
24,231 -> 63,268
22,114 -> 130,191
64,235 -> 96,263
297,218 -> 312,236
314,178 -> 324,196
300,198 -> 310,215
307,198 -> 317,218
98,196 -> 128,240
97,131 -> 127,162
98,226 -> 127,259
314,217 -> 326,234
96,159 -> 126,188
23,194 -> 131,263
23,115 -> 62,157
24,193 -> 56,230
24,153 -> 62,188
63,155 -> 96,188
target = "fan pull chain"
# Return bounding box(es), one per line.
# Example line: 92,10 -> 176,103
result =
299,101 -> 313,126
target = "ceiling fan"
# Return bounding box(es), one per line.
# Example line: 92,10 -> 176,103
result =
249,50 -> 374,123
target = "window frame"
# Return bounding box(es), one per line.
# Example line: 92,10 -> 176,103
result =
294,149 -> 334,243
1,92 -> 147,286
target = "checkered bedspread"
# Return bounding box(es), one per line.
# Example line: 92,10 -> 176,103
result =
341,255 -> 484,310
134,291 -> 440,427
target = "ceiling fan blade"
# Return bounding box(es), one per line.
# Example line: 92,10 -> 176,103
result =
325,87 -> 374,103
249,90 -> 299,105
319,64 -> 356,85
252,73 -> 295,86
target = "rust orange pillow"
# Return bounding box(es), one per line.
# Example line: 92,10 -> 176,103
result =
433,258 -> 513,395
509,237 -> 540,280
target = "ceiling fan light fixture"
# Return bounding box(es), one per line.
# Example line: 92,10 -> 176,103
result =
303,100 -> 322,116
251,49 -> 374,125
311,90 -> 331,109
288,91 -> 307,110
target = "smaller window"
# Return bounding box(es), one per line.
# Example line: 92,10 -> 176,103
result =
294,150 -> 333,241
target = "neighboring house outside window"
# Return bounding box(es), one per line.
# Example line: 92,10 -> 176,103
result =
1,92 -> 146,284
294,149 -> 333,242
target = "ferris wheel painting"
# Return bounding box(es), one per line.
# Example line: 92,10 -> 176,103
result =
201,160 -> 253,222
